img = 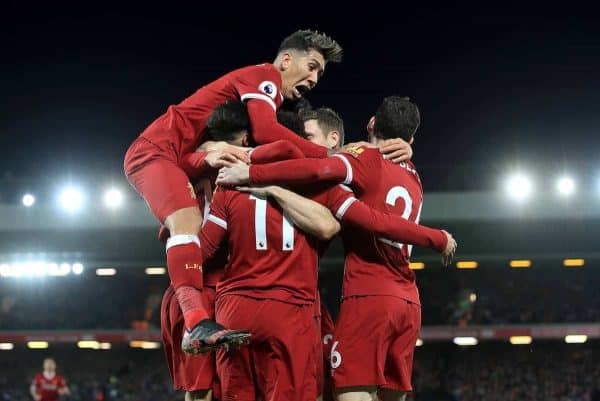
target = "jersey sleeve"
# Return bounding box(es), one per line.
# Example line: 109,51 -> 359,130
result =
336,195 -> 448,252
330,146 -> 379,196
246,100 -> 328,158
200,188 -> 229,264
249,140 -> 305,164
249,156 -> 348,187
180,151 -> 210,179
234,65 -> 282,111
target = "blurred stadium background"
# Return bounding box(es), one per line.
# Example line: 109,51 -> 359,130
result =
1,170 -> 599,401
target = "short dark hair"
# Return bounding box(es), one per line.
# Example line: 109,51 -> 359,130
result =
206,100 -> 249,142
373,96 -> 420,141
277,110 -> 306,138
302,107 -> 345,145
278,29 -> 343,63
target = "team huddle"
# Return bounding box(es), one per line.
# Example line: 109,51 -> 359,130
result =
124,30 -> 457,401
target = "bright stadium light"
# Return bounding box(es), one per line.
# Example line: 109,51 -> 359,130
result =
27,341 -> 49,349
145,267 -> 166,275
58,187 -> 85,212
509,336 -> 532,345
22,194 -> 35,207
77,340 -> 100,349
416,339 -> 423,347
129,340 -> 161,349
72,263 -> 84,275
564,335 -> 587,344
556,176 -> 575,196
0,343 -> 14,350
96,268 -> 117,276
505,173 -> 533,201
453,336 -> 478,346
99,342 -> 112,350
103,188 -> 123,209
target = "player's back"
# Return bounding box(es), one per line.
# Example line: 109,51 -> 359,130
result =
204,187 -> 320,305
339,147 -> 423,304
140,64 -> 282,156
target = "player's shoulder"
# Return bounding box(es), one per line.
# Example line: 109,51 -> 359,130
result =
339,145 -> 380,162
230,63 -> 279,80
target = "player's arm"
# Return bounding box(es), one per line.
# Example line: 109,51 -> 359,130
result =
57,378 -> 70,396
249,140 -> 305,164
180,143 -> 249,179
200,189 -> 229,264
328,187 -> 449,253
217,156 -> 348,188
246,100 -> 328,158
30,378 -> 40,401
237,185 -> 340,241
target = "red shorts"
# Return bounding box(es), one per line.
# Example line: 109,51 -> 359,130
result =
215,294 -> 318,401
161,285 -> 219,394
124,137 -> 198,222
331,296 -> 421,392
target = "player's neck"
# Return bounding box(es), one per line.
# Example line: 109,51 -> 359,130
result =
43,371 -> 55,379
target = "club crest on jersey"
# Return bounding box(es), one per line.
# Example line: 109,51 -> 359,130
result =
259,81 -> 277,99
344,146 -> 365,158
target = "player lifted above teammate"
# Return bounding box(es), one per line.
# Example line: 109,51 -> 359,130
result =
124,29 -> 344,354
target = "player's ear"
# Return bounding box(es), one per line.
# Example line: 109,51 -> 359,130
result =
280,52 -> 293,70
409,137 -> 414,145
329,130 -> 340,148
241,133 -> 249,147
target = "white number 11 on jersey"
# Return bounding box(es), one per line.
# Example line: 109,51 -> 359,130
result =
250,195 -> 295,251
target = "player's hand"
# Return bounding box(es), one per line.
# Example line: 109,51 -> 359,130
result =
200,142 -> 250,164
34,394 -> 42,401
440,230 -> 457,266
235,185 -> 276,197
341,141 -> 375,152
205,149 -> 246,169
379,138 -> 413,163
216,162 -> 251,186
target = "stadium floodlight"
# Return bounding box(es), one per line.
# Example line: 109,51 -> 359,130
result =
509,336 -> 532,345
564,335 -> 587,344
0,343 -> 14,350
408,262 -> 425,270
456,261 -> 478,269
563,258 -> 584,267
415,339 -> 423,347
77,340 -> 100,349
99,342 -> 112,350
145,267 -> 167,275
103,188 -> 124,209
96,268 -> 117,276
453,336 -> 478,346
58,187 -> 85,212
27,341 -> 49,349
556,176 -> 575,196
509,259 -> 532,268
129,340 -> 161,349
469,293 -> 477,302
72,263 -> 84,275
504,173 -> 533,201
22,194 -> 35,207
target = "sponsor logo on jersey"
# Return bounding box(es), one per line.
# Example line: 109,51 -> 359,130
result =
344,146 -> 365,158
259,81 -> 277,99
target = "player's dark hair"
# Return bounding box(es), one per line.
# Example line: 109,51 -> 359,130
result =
280,97 -> 313,114
301,107 -> 345,145
277,110 -> 307,138
278,29 -> 343,63
373,96 -> 420,141
207,100 -> 249,142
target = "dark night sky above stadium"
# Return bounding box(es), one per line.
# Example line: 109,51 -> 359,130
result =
2,3 -> 600,192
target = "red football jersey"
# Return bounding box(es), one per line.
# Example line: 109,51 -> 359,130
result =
33,373 -> 66,401
140,64 -> 284,158
201,186 -> 352,305
334,147 -> 423,304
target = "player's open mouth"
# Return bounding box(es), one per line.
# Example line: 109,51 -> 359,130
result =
294,84 -> 310,98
